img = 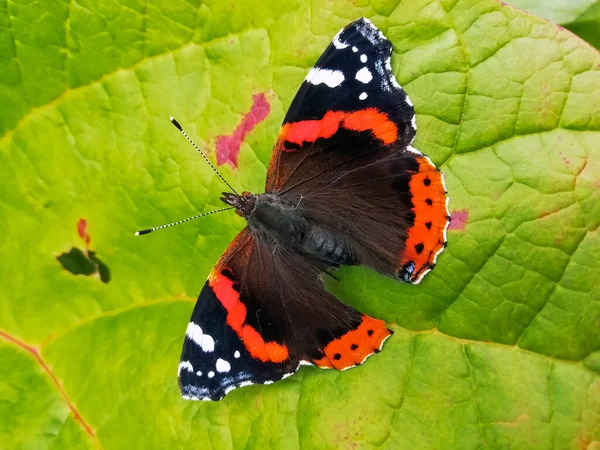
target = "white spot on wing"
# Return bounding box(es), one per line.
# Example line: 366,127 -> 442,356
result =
178,361 -> 193,375
234,351 -> 240,359
352,46 -> 358,52
355,67 -> 373,84
405,95 -> 414,107
196,370 -> 202,376
359,92 -> 368,100
201,334 -> 215,353
305,67 -> 345,88
411,115 -> 417,130
185,322 -> 203,346
216,358 -> 231,373
360,54 -> 367,63
208,371 -> 215,378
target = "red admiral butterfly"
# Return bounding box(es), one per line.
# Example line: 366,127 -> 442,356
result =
137,18 -> 450,401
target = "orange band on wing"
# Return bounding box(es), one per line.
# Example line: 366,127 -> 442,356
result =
400,156 -> 449,282
280,108 -> 398,147
209,270 -> 289,363
314,315 -> 392,370
343,109 -> 398,144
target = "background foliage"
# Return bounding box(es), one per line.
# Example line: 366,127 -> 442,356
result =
1,0 -> 599,449
507,0 -> 600,49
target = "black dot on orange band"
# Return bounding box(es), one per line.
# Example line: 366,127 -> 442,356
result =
350,343 -> 358,350
425,222 -> 432,230
425,198 -> 433,205
415,243 -> 424,254
333,353 -> 342,360
367,329 -> 374,336
424,178 -> 431,186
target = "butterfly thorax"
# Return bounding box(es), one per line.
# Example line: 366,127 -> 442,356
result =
222,192 -> 356,267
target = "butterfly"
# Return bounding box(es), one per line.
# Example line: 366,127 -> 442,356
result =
138,18 -> 450,401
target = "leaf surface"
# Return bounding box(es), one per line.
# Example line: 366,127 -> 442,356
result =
1,0 -> 599,448
507,0 -> 600,49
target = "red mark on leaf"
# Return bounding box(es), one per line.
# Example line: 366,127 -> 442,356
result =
215,93 -> 271,168
448,210 -> 469,230
77,218 -> 91,248
0,329 -> 97,440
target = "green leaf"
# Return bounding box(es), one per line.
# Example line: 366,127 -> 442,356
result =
504,0 -> 600,49
563,2 -> 600,50
1,0 -> 599,449
504,0 -> 597,24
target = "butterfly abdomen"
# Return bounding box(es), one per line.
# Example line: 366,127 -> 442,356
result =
299,225 -> 356,266
247,194 -> 356,266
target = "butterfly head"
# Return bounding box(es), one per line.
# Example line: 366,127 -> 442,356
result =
220,192 -> 256,218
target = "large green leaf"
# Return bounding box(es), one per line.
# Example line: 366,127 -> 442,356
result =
1,0 -> 599,448
505,0 -> 597,24
506,0 -> 600,49
562,2 -> 600,50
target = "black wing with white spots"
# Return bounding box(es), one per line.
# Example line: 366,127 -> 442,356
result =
179,280 -> 299,401
265,18 -> 419,194
283,17 -> 415,135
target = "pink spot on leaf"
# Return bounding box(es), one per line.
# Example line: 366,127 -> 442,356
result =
77,218 -> 91,247
215,93 -> 271,168
448,210 -> 469,230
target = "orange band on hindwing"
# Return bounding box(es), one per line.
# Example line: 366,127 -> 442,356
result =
400,156 -> 449,283
314,316 -> 392,370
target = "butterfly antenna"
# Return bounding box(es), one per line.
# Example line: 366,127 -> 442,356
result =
170,117 -> 241,198
135,207 -> 234,236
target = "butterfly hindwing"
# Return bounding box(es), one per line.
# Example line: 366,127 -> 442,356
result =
179,228 -> 393,400
179,229 -> 298,401
179,281 -> 296,401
